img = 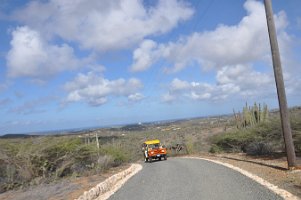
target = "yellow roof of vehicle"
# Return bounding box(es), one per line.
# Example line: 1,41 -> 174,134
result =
144,139 -> 160,145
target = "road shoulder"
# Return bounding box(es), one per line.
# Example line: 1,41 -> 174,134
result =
184,154 -> 301,200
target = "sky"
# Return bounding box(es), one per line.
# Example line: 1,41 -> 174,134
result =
0,0 -> 300,134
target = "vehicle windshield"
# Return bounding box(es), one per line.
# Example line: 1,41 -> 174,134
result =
148,144 -> 160,149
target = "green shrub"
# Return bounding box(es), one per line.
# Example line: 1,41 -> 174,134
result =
56,160 -> 73,177
210,116 -> 301,154
209,145 -> 223,154
185,135 -> 197,154
210,129 -> 262,152
74,145 -> 98,161
102,145 -> 129,166
42,137 -> 82,160
294,132 -> 301,153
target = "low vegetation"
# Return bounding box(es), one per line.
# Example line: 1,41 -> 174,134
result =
210,107 -> 301,155
0,136 -> 132,193
1,106 -> 300,194
0,115 -> 223,193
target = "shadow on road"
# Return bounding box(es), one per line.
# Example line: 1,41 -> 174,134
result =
220,156 -> 288,171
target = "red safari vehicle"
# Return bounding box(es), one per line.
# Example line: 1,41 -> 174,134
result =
142,139 -> 167,162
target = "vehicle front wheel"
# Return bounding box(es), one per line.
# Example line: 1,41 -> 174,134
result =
149,157 -> 153,163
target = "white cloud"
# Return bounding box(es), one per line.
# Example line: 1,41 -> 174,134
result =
128,0 -> 300,102
128,93 -> 144,102
6,26 -> 81,78
13,0 -> 193,52
131,40 -> 159,72
163,64 -> 275,103
170,78 -> 191,91
131,0 -> 290,72
64,71 -> 143,106
162,93 -> 176,103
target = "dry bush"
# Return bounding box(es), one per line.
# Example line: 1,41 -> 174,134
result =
209,110 -> 301,154
245,141 -> 274,156
97,155 -> 114,172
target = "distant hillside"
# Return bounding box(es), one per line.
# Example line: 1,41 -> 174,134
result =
121,124 -> 146,131
0,134 -> 39,139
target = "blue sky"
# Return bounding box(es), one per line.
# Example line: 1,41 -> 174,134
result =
0,0 -> 300,134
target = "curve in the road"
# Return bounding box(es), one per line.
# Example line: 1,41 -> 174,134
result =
109,157 -> 283,200
188,157 -> 298,200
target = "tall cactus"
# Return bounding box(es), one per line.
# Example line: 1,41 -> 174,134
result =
261,104 -> 269,122
234,102 -> 269,129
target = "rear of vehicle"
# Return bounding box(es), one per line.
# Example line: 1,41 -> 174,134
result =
143,139 -> 167,162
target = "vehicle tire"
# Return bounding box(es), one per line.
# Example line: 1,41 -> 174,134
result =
159,157 -> 162,161
164,155 -> 167,160
149,157 -> 152,163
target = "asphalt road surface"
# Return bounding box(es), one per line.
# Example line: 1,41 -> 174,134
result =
109,157 -> 282,200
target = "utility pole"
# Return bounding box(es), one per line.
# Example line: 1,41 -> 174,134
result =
264,0 -> 297,169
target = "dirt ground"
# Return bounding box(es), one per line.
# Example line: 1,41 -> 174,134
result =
0,164 -> 130,200
198,153 -> 301,198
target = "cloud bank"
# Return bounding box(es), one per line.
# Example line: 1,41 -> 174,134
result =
131,0 -> 290,73
128,0 -> 300,103
7,26 -> 81,78
12,0 -> 194,51
64,71 -> 143,106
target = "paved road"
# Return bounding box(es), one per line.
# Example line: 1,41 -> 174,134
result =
109,158 -> 282,200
